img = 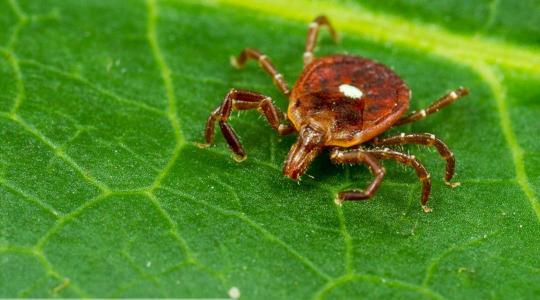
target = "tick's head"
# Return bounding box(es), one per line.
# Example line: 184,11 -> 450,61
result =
283,124 -> 326,180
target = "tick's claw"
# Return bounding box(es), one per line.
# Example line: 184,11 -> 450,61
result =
233,154 -> 247,163
445,181 -> 461,188
230,56 -> 242,69
196,142 -> 211,149
457,87 -> 470,96
422,205 -> 433,213
334,197 -> 344,206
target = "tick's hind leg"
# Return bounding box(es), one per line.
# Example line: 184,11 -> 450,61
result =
395,87 -> 469,126
330,148 -> 385,205
304,15 -> 339,66
203,89 -> 295,161
230,48 -> 290,95
365,148 -> 433,213
371,133 -> 459,187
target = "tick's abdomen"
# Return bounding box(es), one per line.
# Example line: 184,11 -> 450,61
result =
288,55 -> 410,147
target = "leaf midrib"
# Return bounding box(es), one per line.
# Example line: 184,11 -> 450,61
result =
216,0 -> 540,74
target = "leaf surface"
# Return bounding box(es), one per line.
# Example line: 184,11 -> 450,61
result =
1,0 -> 539,298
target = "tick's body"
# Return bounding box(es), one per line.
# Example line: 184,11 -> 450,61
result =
202,16 -> 468,212
289,55 -> 409,147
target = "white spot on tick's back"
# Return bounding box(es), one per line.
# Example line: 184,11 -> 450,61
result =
339,84 -> 364,99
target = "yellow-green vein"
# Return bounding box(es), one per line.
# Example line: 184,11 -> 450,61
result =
216,0 -> 540,74
313,273 -> 444,300
474,64 -> 540,221
146,0 -> 185,191
0,50 -> 25,116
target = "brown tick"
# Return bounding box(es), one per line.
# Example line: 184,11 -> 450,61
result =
201,16 -> 469,212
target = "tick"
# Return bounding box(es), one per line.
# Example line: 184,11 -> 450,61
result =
201,16 -> 469,212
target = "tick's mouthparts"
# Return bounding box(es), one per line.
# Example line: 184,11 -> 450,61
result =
283,143 -> 321,180
283,126 -> 324,180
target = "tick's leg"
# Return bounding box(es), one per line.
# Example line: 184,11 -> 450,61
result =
230,48 -> 290,95
395,87 -> 469,126
330,148 -> 385,205
304,15 -> 339,67
203,89 -> 295,161
371,133 -> 459,187
365,148 -> 433,213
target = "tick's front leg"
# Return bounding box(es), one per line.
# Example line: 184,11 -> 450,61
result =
202,89 -> 295,161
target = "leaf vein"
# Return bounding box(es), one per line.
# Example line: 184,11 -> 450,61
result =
6,115 -> 110,193
146,0 -> 186,191
19,58 -> 166,115
34,193 -> 110,250
474,64 -> 540,222
0,49 -> 25,116
161,186 -> 333,281
313,273 -> 445,300
145,192 -> 196,263
0,179 -> 61,218
422,231 -> 498,287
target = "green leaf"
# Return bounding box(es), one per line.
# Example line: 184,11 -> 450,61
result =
1,0 -> 539,298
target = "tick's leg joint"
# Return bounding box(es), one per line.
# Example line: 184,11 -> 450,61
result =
230,48 -> 290,95
330,149 -> 385,204
303,51 -> 314,66
303,15 -> 339,67
363,148 -> 432,211
203,89 -> 295,161
395,87 -> 469,126
371,133 -> 458,185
